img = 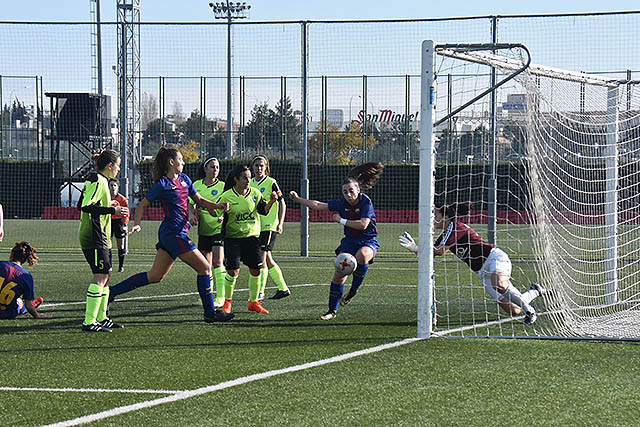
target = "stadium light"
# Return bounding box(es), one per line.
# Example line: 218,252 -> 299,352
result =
209,1 -> 251,159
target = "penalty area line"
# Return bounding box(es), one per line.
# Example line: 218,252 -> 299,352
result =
44,337 -> 422,427
0,386 -> 183,394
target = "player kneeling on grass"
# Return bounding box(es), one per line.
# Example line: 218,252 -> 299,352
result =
398,202 -> 545,326
289,162 -> 384,321
0,241 -> 51,320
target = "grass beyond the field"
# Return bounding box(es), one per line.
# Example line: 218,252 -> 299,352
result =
0,221 -> 639,425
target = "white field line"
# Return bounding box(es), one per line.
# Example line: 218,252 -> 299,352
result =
0,386 -> 183,394
41,283 -> 416,308
44,337 -> 422,427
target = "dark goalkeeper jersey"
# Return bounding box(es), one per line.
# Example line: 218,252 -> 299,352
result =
434,220 -> 494,272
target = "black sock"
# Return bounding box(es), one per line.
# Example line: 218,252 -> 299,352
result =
118,249 -> 125,269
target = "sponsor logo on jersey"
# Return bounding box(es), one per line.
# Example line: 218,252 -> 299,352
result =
260,187 -> 265,193
212,189 -> 218,195
236,212 -> 256,221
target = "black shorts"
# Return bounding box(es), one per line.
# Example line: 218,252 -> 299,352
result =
111,218 -> 127,239
198,233 -> 224,252
224,237 -> 263,270
82,248 -> 113,274
258,230 -> 277,252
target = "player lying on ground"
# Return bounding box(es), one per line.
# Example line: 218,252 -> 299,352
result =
398,202 -> 544,325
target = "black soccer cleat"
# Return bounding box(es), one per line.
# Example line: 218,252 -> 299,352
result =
523,310 -> 538,326
204,309 -> 235,323
82,322 -> 112,333
99,318 -> 124,329
269,289 -> 291,300
340,290 -> 358,306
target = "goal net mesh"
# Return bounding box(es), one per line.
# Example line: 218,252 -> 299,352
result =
430,44 -> 640,339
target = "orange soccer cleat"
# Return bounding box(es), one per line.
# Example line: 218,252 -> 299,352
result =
32,297 -> 44,309
248,300 -> 269,314
222,299 -> 233,314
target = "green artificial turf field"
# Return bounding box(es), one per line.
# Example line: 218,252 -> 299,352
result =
1,220 -> 638,426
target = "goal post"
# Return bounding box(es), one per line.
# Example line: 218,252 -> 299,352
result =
420,39 -> 640,340
417,40 -> 436,338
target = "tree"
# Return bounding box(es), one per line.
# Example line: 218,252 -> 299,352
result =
177,109 -> 227,159
242,96 -> 302,157
140,93 -> 158,129
308,121 -> 379,164
171,101 -> 184,124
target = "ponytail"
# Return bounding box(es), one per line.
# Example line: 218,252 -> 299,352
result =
345,162 -> 384,191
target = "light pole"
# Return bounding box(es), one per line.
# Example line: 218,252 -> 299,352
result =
209,1 -> 251,159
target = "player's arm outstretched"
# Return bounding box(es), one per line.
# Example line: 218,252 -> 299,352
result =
289,191 -> 329,211
191,193 -> 229,217
398,232 -> 448,256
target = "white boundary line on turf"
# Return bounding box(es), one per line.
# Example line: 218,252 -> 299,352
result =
41,282 -> 416,308
44,336 -> 422,427
0,386 -> 183,394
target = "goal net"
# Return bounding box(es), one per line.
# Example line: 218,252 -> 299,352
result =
420,40 -> 640,340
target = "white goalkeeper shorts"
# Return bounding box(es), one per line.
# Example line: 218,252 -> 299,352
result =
477,247 -> 512,301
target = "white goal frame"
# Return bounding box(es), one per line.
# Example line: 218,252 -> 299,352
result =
419,40 -> 625,339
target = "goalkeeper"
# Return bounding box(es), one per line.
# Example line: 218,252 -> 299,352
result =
399,202 -> 544,325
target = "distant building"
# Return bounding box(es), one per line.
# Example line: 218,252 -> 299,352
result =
320,109 -> 344,128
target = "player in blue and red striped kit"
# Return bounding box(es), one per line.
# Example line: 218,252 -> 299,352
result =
290,162 -> 384,320
0,241 -> 50,320
108,147 -> 234,324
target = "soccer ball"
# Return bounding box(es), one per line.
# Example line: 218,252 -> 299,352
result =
334,252 -> 357,275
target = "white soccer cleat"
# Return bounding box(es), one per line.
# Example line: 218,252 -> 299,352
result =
320,310 -> 337,321
530,282 -> 546,297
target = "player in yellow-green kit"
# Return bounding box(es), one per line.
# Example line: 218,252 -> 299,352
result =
250,155 -> 290,300
78,149 -> 129,332
219,164 -> 278,315
189,157 -> 227,308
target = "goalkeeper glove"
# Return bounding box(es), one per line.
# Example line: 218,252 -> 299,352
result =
398,232 -> 419,254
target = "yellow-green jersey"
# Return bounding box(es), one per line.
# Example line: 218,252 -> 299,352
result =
219,186 -> 268,238
78,172 -> 115,250
250,176 -> 283,232
191,178 -> 225,236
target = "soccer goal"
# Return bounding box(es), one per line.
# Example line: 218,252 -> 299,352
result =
419,40 -> 640,340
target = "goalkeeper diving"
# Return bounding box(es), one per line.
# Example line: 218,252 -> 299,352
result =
399,203 -> 545,325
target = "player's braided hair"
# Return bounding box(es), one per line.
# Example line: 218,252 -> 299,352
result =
344,162 -> 384,191
9,241 -> 38,266
152,147 -> 181,182
92,149 -> 120,172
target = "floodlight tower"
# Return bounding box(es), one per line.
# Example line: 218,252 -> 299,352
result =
117,0 -> 141,200
90,0 -> 104,95
209,1 -> 251,159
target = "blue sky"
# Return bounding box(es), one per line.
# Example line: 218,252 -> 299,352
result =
3,0 -> 639,22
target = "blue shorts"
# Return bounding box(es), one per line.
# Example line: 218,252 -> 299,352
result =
335,237 -> 380,262
0,301 -> 22,319
156,231 -> 197,260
